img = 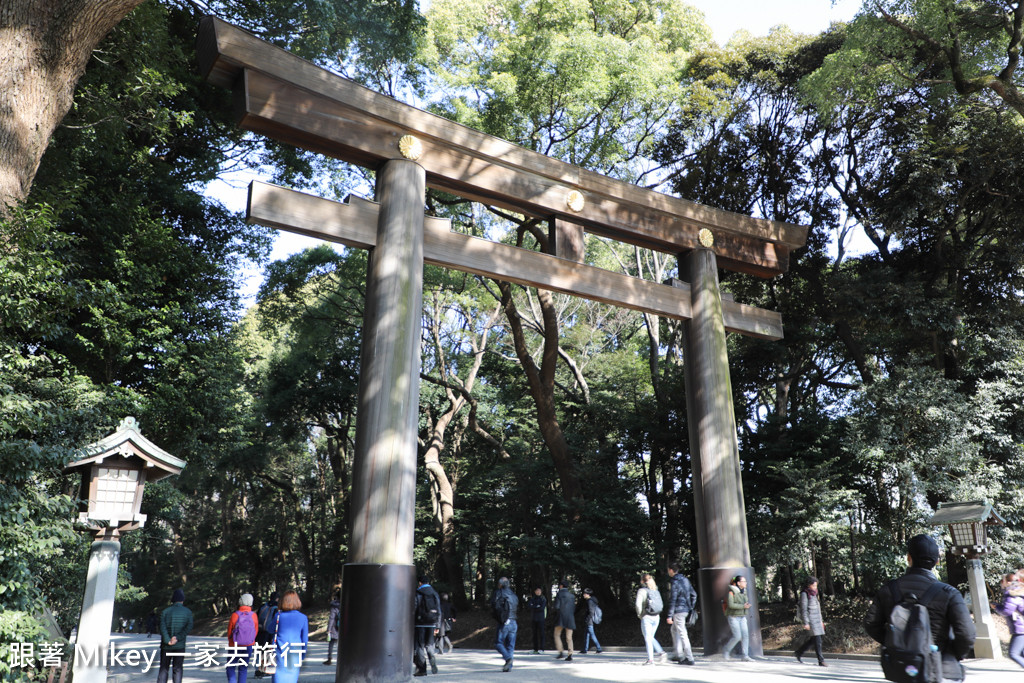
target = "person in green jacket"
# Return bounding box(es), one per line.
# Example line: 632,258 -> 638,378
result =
157,588 -> 193,683
722,575 -> 753,662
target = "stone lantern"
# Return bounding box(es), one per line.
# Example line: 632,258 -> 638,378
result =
65,417 -> 185,683
930,500 -> 1005,659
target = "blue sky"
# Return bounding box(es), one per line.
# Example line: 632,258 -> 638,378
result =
685,0 -> 862,44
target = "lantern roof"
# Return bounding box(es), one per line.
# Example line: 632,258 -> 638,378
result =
64,417 -> 185,482
930,500 -> 1005,526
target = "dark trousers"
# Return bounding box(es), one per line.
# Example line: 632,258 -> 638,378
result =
414,627 -> 437,674
796,633 -> 823,663
156,647 -> 184,683
531,619 -> 545,651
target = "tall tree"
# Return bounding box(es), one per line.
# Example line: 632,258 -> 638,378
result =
0,0 -> 146,213
804,0 -> 1024,119
424,0 -> 711,509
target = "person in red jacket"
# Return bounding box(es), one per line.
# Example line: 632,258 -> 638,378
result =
226,593 -> 259,683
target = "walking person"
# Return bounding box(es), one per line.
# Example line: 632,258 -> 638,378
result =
413,575 -> 441,677
578,589 -> 603,654
794,577 -> 827,667
635,573 -> 667,665
226,593 -> 258,683
490,577 -> 519,672
253,593 -> 278,679
157,589 -> 193,683
722,575 -> 753,662
666,564 -> 697,665
864,534 -> 975,682
527,587 -> 547,653
552,580 -> 576,662
437,592 -> 457,654
995,572 -> 1024,668
323,587 -> 340,666
272,590 -> 308,683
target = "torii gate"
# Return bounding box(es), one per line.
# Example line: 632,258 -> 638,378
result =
198,17 -> 807,682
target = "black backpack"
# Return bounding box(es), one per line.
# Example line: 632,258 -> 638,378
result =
881,581 -> 946,683
493,592 -> 512,624
417,588 -> 440,626
257,603 -> 278,636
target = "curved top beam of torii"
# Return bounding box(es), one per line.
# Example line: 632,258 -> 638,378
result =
196,17 -> 807,279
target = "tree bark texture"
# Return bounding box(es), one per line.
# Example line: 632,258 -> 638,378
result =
0,0 -> 146,213
497,280 -> 584,506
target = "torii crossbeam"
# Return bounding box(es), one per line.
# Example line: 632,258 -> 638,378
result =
198,16 -> 807,681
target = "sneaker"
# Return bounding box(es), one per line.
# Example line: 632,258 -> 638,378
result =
642,659 -> 655,665
658,652 -> 668,663
742,656 -> 754,662
723,654 -> 732,661
818,661 -> 828,667
795,652 -> 804,664
595,649 -> 603,654
413,671 -> 427,677
565,655 -> 573,662
531,650 -> 539,654
681,659 -> 695,665
502,659 -> 513,672
322,660 -> 333,665
556,653 -> 565,660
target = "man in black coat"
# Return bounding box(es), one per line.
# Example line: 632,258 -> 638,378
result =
527,587 -> 547,653
864,534 -> 976,681
490,577 -> 519,672
414,576 -> 442,677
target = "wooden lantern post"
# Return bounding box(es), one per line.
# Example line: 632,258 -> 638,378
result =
931,500 -> 1005,659
64,417 -> 184,683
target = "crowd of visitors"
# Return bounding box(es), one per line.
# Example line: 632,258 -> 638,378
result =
145,534 -> 1024,680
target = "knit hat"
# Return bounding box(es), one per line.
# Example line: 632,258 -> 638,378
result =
908,534 -> 940,570
240,593 -> 254,606
172,588 -> 185,603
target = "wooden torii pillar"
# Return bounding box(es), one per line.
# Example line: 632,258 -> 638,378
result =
198,17 -> 807,680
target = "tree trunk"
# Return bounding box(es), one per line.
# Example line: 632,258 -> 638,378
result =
780,562 -> 795,603
474,533 -> 488,606
848,509 -> 860,595
0,0 -> 146,214
818,538 -> 835,595
497,280 -> 584,506
422,297 -> 500,605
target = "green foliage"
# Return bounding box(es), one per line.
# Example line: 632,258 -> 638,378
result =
206,0 -> 427,85
0,204 -> 105,671
802,1 -> 1024,119
425,0 -> 710,175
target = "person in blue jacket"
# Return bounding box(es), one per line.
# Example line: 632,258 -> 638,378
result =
272,590 -> 308,683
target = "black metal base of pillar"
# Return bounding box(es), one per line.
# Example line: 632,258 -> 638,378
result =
697,567 -> 763,657
337,563 -> 416,683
